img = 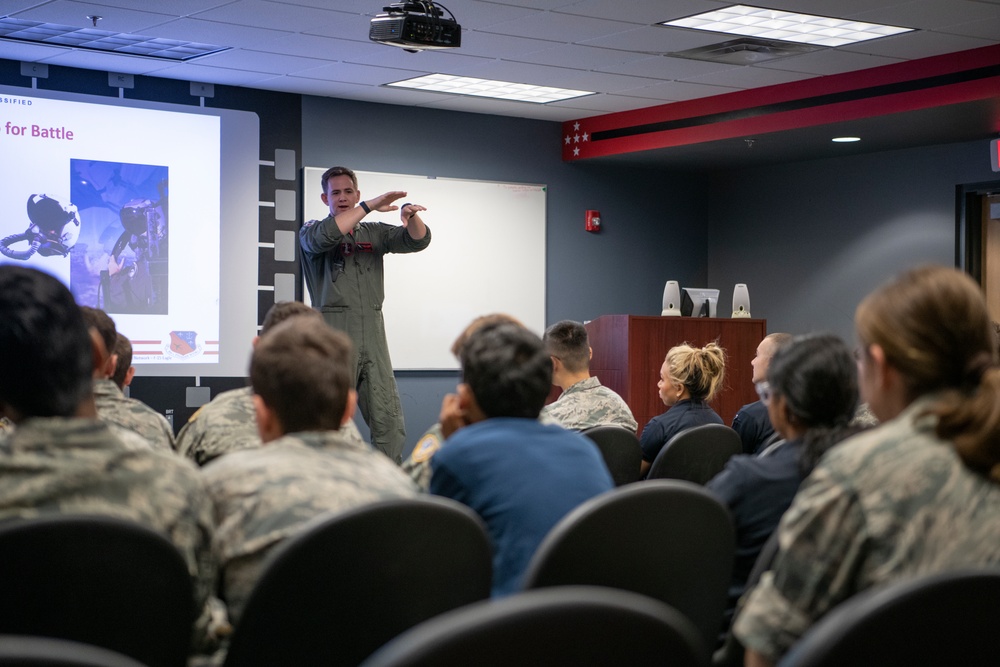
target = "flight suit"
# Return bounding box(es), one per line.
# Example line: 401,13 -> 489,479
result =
300,216 -> 431,462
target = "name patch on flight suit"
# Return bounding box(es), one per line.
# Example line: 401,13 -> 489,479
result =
340,242 -> 374,256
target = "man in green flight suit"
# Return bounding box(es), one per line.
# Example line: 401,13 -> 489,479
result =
299,166 -> 430,463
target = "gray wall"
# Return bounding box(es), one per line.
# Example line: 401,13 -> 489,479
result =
706,140 -> 999,345
301,96 -> 706,451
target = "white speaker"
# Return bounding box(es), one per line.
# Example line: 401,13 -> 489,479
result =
732,283 -> 751,318
661,280 -> 681,316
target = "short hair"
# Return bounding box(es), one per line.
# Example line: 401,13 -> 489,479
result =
261,301 -> 320,336
543,320 -> 590,373
320,166 -> 358,194
460,323 -> 552,419
250,317 -> 353,435
450,313 -> 524,358
112,333 -> 133,389
764,332 -> 793,353
79,306 -> 117,359
0,266 -> 92,418
663,341 -> 727,402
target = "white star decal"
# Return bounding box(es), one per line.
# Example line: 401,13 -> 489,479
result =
582,132 -> 589,142
573,122 -> 580,131
573,146 -> 580,156
574,134 -> 580,143
564,135 -> 571,145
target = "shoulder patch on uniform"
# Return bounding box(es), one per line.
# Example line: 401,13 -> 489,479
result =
302,219 -> 317,228
410,433 -> 442,463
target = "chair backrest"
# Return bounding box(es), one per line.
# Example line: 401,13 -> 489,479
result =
521,480 -> 734,660
0,515 -> 195,667
647,423 -> 741,484
223,495 -> 493,667
0,635 -> 149,667
360,586 -> 708,667
581,425 -> 642,486
714,529 -> 782,667
778,568 -> 1000,667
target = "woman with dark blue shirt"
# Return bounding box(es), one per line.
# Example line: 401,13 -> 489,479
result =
639,341 -> 726,477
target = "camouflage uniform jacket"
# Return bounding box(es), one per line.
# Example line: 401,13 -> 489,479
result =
93,378 -> 175,452
540,377 -> 638,433
0,416 -> 218,650
201,430 -> 419,623
177,386 -> 367,466
733,395 -> 1000,662
403,412 -> 565,492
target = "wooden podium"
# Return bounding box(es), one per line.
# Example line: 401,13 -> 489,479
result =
585,315 -> 767,437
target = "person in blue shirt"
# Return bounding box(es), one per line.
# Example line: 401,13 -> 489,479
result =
639,341 -> 726,477
429,322 -> 614,596
731,332 -> 792,455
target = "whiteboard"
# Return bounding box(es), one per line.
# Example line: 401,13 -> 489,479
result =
303,168 -> 547,370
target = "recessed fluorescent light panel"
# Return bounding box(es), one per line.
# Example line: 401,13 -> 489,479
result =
663,5 -> 913,47
386,74 -> 594,104
0,17 -> 229,61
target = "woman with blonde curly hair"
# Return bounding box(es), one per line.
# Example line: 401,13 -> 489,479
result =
639,341 -> 726,477
735,265 -> 1000,666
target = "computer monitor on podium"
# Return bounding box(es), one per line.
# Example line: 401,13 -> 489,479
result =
681,288 -> 719,318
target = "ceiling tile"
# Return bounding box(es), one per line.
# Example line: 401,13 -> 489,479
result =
191,1 -> 358,33
755,49 -> 905,75
580,25 -> 733,53
838,30 -> 996,58
483,11 -> 635,42
683,65 -> 816,88
9,0 -> 177,33
599,55 -> 739,80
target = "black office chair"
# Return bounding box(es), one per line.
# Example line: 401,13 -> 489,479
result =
521,480 -> 734,661
647,423 -> 741,484
0,515 -> 195,667
360,586 -> 708,667
778,568 -> 1000,667
0,635 -> 150,667
713,529 -> 781,667
581,424 -> 642,486
223,496 -> 493,667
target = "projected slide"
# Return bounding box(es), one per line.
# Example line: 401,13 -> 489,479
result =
0,91 -> 221,365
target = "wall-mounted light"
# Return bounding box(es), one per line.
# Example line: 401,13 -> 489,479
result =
832,136 -> 861,143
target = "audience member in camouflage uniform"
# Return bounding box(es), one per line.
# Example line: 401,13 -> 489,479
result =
540,320 -> 637,433
402,313 -> 525,490
112,332 -> 136,390
0,265 -> 220,655
734,266 -> 1000,666
80,307 -> 175,452
177,301 -> 366,466
202,316 -> 418,624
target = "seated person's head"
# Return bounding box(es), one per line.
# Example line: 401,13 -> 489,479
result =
260,300 -> 321,337
543,320 -> 591,376
0,266 -> 92,422
458,323 -> 552,420
112,333 -> 134,390
450,313 -> 523,359
250,316 -> 355,441
79,306 -> 117,379
855,265 -> 995,418
765,333 -> 858,442
659,342 -> 726,406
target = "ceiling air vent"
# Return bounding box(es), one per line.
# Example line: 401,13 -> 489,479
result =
671,38 -> 822,65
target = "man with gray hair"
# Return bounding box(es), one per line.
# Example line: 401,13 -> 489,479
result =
732,332 -> 792,455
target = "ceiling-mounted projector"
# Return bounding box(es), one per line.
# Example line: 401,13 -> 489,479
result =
370,1 -> 461,51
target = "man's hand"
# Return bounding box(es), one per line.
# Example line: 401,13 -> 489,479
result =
366,190 -> 407,213
400,203 -> 427,227
439,393 -> 468,439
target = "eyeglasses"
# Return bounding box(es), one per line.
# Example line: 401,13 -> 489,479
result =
755,381 -> 773,404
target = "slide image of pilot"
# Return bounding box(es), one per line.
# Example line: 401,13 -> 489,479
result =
0,193 -> 81,262
69,159 -> 169,314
